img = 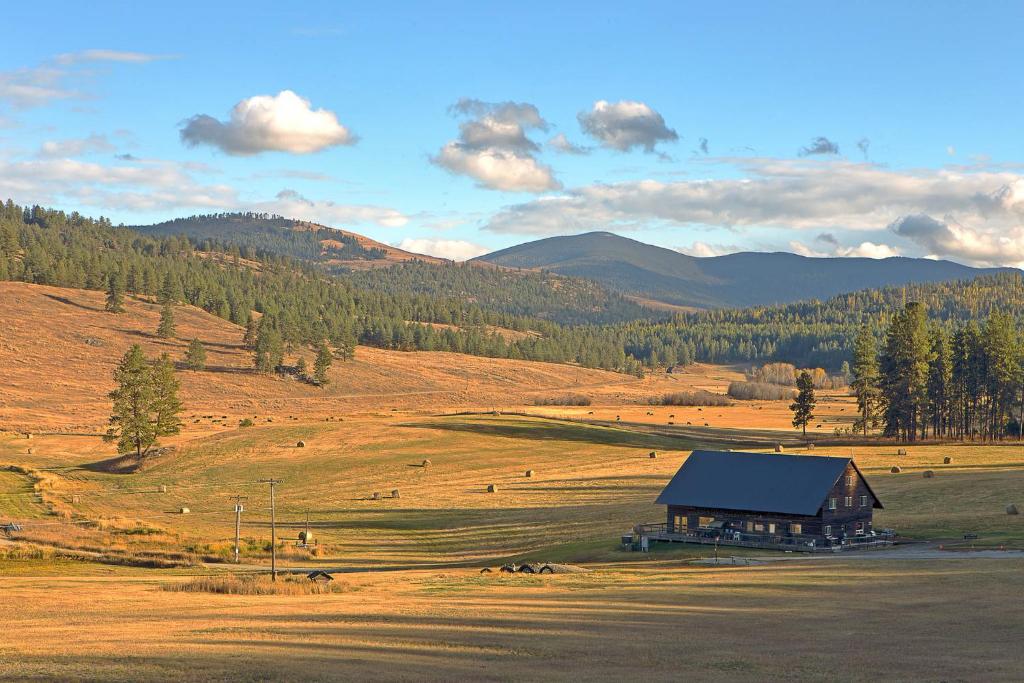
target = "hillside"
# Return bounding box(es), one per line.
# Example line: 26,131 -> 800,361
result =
132,213 -> 443,269
475,231 -> 1016,309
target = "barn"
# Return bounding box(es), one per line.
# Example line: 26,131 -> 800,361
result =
639,450 -> 892,551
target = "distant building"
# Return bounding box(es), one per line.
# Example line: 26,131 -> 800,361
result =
641,450 -> 890,551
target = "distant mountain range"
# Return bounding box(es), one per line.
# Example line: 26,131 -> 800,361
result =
474,232 -> 1018,309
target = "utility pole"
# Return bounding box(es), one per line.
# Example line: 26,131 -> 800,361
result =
230,495 -> 247,564
258,479 -> 281,581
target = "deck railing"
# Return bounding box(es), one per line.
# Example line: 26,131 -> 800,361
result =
632,523 -> 895,553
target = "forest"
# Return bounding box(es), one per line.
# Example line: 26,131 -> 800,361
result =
1,201 -> 1022,383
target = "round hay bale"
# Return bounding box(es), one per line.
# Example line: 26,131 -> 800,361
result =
486,484 -> 498,493
159,484 -> 168,494
890,465 -> 902,473
897,448 -> 907,456
649,451 -> 657,459
806,443 -> 815,451
421,459 -> 431,467
943,456 -> 952,464
298,530 -> 314,544
922,470 -> 935,479
1007,504 -> 1019,515
179,507 -> 190,514
372,492 -> 381,500
525,469 -> 534,478
774,444 -> 784,453
538,564 -> 554,574
517,564 -> 536,574
391,489 -> 400,499
296,440 -> 305,448
616,415 -> 621,421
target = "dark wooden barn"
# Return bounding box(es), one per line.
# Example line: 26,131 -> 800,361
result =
639,450 -> 892,551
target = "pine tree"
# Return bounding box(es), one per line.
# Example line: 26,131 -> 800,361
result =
926,327 -> 952,438
104,345 -> 156,456
157,302 -> 176,338
879,302 -> 932,441
296,356 -> 308,379
790,370 -> 816,437
105,272 -> 125,313
184,338 -> 206,371
313,342 -> 332,386
243,315 -> 259,350
157,272 -> 181,305
254,321 -> 283,373
151,353 -> 183,437
851,325 -> 880,436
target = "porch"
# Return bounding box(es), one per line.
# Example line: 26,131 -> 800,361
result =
631,523 -> 896,553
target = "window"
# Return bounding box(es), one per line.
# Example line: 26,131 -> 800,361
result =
860,495 -> 868,507
767,523 -> 776,534
846,475 -> 854,487
753,522 -> 765,532
828,497 -> 837,510
673,514 -> 687,533
699,516 -> 715,527
844,496 -> 853,508
823,525 -> 832,536
746,521 -> 754,532
790,523 -> 802,535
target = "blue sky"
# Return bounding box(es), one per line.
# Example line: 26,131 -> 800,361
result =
2,1 -> 1023,264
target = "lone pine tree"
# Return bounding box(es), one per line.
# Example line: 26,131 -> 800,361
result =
790,370 -> 816,437
105,272 -> 125,313
104,345 -> 157,457
184,338 -> 206,371
157,302 -> 176,339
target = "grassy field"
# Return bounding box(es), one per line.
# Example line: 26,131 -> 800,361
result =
2,280 -> 1024,680
1,559 -> 1023,681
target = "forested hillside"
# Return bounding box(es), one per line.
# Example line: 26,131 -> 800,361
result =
2,201 -> 1021,376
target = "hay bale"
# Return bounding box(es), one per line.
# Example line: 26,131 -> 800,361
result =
372,492 -> 381,500
421,458 -> 431,467
648,451 -> 657,459
922,470 -> 935,479
486,484 -> 498,493
159,485 -> 168,494
616,415 -> 621,421
943,456 -> 952,464
897,448 -> 907,456
774,444 -> 784,453
806,443 -> 815,451
296,440 -> 305,448
179,507 -> 190,514
391,489 -> 400,499
1007,504 -> 1019,515
525,469 -> 534,478
890,465 -> 902,473
71,495 -> 81,504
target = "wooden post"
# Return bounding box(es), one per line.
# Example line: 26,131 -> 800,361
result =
258,479 -> 281,580
231,494 -> 247,564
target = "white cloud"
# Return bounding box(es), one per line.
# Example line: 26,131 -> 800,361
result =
180,90 -> 355,155
54,50 -> 170,65
889,213 -> 1023,267
265,189 -> 407,228
836,241 -> 901,259
37,134 -> 116,158
547,132 -> 589,155
397,238 -> 488,261
577,100 -> 677,153
432,98 -> 559,192
677,241 -> 740,257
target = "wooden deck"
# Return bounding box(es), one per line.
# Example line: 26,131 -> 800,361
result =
632,523 -> 896,553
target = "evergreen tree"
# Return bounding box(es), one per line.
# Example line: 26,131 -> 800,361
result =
851,325 -> 880,435
313,341 -> 332,386
151,353 -> 183,437
926,327 -> 952,438
296,356 -> 308,379
790,370 -> 816,436
157,272 -> 181,304
184,338 -> 206,371
157,302 -> 176,338
105,272 -> 125,313
879,302 -> 932,441
243,314 -> 258,350
104,345 -> 156,456
254,321 -> 283,373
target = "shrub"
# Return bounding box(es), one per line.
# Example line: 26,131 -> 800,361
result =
727,381 -> 798,401
239,418 -> 254,428
163,573 -> 346,595
534,394 -> 592,406
654,390 -> 732,407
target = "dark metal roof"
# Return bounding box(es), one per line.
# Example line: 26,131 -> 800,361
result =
656,450 -> 879,516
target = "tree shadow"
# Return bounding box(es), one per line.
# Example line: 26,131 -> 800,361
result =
42,293 -> 104,312
401,417 -> 690,450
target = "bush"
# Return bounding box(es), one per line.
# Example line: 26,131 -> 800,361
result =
163,573 -> 346,595
239,418 -> 254,428
728,381 -> 798,401
534,394 -> 592,406
654,390 -> 732,407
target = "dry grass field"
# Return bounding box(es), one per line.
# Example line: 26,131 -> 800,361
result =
2,280 -> 1024,680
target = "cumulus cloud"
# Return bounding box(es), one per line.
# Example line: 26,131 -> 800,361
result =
37,134 -> 115,158
481,158 -> 1024,267
677,240 -> 740,257
432,98 -> 559,192
396,238 -> 489,261
262,189 -> 407,228
816,232 -> 839,246
837,241 -> 901,258
798,136 -> 840,157
548,132 -> 589,155
578,100 -> 678,153
180,90 -> 355,155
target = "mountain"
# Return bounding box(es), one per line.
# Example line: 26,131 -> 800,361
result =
133,213 -> 444,269
475,232 -> 1017,309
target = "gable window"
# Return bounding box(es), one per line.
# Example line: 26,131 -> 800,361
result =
860,495 -> 868,507
828,497 -> 837,510
846,475 -> 854,487
844,496 -> 853,508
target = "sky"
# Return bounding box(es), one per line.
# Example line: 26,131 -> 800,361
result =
2,1 -> 1024,265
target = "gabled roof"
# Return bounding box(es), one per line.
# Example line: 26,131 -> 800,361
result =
656,450 -> 883,516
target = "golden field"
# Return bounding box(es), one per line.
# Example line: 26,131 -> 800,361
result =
2,281 -> 1024,681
